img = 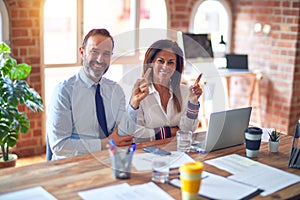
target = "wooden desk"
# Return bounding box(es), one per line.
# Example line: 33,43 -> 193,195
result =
0,136 -> 299,199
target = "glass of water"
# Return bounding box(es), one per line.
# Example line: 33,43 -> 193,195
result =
151,157 -> 169,183
176,130 -> 193,152
190,131 -> 206,152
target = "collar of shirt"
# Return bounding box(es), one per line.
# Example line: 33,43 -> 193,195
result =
79,67 -> 101,88
149,83 -> 156,94
149,83 -> 173,97
149,83 -> 173,102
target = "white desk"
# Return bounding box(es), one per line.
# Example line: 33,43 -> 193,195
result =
183,62 -> 263,129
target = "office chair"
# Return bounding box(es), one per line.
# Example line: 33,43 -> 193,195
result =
46,134 -> 53,161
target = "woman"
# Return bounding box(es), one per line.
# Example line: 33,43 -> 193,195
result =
135,39 -> 203,142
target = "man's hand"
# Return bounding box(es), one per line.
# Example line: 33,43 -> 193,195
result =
189,73 -> 203,104
130,68 -> 152,109
109,125 -> 133,146
101,125 -> 134,149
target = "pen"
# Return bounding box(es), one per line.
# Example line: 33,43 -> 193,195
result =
169,173 -> 209,178
196,148 -> 206,154
131,143 -> 136,152
169,171 -> 180,176
109,139 -> 117,154
127,143 -> 136,154
131,138 -> 136,152
109,139 -> 116,148
190,146 -> 206,154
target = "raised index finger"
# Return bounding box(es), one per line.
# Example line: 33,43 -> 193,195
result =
143,67 -> 152,79
194,73 -> 202,86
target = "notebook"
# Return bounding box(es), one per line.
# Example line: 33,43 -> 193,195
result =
192,107 -> 252,152
224,54 -> 249,72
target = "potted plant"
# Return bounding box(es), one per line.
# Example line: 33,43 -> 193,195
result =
268,129 -> 280,152
0,42 -> 44,168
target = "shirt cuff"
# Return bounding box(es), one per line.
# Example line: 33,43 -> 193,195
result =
128,104 -> 138,121
187,101 -> 200,119
154,127 -> 171,140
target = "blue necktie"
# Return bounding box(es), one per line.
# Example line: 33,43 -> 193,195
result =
95,83 -> 109,137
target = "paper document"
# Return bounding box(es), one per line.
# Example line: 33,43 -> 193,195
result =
205,154 -> 300,196
170,171 -> 260,200
229,164 -> 300,196
132,151 -> 195,171
0,186 -> 57,200
205,154 -> 258,174
78,182 -> 174,200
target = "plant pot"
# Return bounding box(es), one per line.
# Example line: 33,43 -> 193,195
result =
0,154 -> 18,169
268,140 -> 280,152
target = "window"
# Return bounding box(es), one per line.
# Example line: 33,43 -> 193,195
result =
190,0 -> 232,58
43,0 -> 167,106
44,0 -> 78,65
44,0 -> 167,66
0,0 -> 9,44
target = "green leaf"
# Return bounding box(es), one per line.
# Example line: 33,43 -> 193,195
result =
11,63 -> 31,80
1,57 -> 16,77
0,122 -> 10,132
6,133 -> 18,147
0,42 -> 11,54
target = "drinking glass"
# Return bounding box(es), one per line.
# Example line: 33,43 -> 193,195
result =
151,157 -> 169,183
177,130 -> 193,152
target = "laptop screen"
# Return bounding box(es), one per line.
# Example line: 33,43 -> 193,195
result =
182,33 -> 214,59
204,107 -> 252,152
225,54 -> 248,70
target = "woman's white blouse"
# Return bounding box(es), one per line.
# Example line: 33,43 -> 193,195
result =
135,83 -> 199,142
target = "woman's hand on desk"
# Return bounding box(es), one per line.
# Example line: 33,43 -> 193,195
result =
170,126 -> 179,137
189,73 -> 203,104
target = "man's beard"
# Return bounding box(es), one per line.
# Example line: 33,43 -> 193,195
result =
83,59 -> 108,80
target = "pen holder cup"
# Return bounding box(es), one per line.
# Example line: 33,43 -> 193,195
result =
109,147 -> 134,179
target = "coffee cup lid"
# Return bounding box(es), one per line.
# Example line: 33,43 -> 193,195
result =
246,126 -> 262,134
180,161 -> 203,174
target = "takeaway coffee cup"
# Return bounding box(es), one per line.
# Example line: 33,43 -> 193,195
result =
179,161 -> 204,200
245,127 -> 263,158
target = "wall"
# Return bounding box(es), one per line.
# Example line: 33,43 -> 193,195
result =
4,0 -> 45,157
168,0 -> 300,134
3,0 -> 300,157
231,0 -> 300,134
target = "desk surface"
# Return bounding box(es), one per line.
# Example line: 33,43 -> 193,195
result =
0,135 -> 299,199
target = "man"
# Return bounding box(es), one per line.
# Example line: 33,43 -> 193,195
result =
46,29 -> 150,160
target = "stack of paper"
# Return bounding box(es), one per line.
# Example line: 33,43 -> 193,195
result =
0,186 -> 57,200
205,154 -> 300,196
78,182 -> 174,200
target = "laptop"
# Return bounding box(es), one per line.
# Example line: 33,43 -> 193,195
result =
192,107 -> 252,152
223,54 -> 249,72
